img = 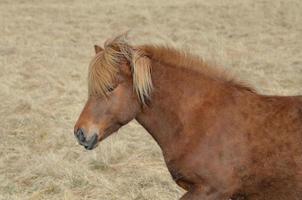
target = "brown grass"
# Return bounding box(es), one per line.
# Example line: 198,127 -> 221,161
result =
0,0 -> 301,199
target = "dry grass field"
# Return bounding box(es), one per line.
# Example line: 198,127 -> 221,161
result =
0,0 -> 301,199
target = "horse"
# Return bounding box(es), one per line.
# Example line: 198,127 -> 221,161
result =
74,36 -> 302,200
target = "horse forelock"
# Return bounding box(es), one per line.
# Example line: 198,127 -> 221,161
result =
88,36 -> 153,104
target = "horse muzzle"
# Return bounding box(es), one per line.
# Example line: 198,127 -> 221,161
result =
74,128 -> 99,150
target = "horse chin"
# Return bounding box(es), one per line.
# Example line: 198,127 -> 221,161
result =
83,133 -> 99,150
84,142 -> 99,150
85,126 -> 121,150
98,130 -> 116,142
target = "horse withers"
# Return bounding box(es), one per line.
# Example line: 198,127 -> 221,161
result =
74,36 -> 302,200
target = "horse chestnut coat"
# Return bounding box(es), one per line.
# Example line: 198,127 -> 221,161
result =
74,36 -> 302,200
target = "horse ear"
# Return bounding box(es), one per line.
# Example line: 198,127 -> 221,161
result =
94,45 -> 103,54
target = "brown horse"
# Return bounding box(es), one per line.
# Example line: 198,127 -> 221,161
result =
74,36 -> 302,200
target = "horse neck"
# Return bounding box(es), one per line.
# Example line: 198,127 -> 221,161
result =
135,61 -> 217,153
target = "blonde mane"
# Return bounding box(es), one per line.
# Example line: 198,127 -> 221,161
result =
88,36 -> 254,104
88,36 -> 153,104
140,45 -> 254,92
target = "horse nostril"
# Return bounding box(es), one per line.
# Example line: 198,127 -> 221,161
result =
76,128 -> 86,143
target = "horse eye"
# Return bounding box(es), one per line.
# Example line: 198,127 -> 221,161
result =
107,86 -> 115,92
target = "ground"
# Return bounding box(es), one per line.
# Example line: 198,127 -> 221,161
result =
0,0 -> 301,199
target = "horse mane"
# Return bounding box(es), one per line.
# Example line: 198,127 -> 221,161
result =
88,36 -> 153,104
88,36 -> 254,104
139,44 -> 255,93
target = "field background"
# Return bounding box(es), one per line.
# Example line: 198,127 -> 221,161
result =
0,0 -> 301,199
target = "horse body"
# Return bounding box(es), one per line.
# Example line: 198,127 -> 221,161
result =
135,55 -> 302,199
74,37 -> 302,199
